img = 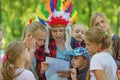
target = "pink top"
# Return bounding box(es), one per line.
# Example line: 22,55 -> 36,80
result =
13,68 -> 35,80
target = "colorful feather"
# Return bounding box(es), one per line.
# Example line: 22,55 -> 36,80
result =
70,10 -> 78,23
70,7 -> 75,17
60,0 -> 64,10
63,0 -> 70,11
41,3 -> 49,18
37,0 -> 77,25
56,0 -> 61,11
65,5 -> 70,12
65,2 -> 72,13
50,0 -> 54,12
54,0 -> 58,10
44,0 -> 52,15
38,17 -> 46,25
36,8 -> 47,21
68,2 -> 72,13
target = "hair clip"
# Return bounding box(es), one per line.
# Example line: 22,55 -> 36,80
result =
104,32 -> 108,37
2,55 -> 8,63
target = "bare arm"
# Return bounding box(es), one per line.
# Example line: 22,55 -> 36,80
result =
23,34 -> 36,69
94,70 -> 105,80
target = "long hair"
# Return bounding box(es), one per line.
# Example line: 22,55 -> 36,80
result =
85,26 -> 112,54
1,41 -> 26,80
22,21 -> 47,40
90,12 -> 112,36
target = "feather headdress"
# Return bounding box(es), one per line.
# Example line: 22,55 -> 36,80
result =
36,0 -> 77,53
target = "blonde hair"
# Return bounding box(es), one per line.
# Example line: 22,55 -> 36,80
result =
72,23 -> 85,31
90,12 -> 112,35
85,26 -> 112,54
22,21 -> 47,40
1,41 -> 26,80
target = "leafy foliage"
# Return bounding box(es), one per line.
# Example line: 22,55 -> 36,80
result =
0,0 -> 120,49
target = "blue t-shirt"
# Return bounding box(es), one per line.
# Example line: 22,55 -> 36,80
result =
56,47 -> 70,61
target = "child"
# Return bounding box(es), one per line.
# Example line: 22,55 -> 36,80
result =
1,41 -> 35,80
70,47 -> 90,80
22,21 -> 47,80
35,0 -> 77,80
85,26 -> 117,80
90,12 -> 120,69
22,21 -> 47,50
71,23 -> 86,49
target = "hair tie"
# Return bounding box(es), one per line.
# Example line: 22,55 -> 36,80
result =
96,48 -> 103,54
2,55 -> 8,63
104,32 -> 108,37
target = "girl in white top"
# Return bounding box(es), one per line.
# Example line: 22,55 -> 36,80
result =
1,41 -> 36,80
85,26 -> 117,80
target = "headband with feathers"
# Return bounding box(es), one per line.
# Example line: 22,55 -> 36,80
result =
36,0 -> 77,53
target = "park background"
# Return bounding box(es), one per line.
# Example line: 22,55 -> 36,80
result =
0,0 -> 120,49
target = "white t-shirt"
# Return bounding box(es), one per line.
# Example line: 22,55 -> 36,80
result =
90,52 -> 117,80
13,68 -> 35,80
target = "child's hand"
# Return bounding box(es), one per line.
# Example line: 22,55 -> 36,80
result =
40,61 -> 49,74
23,34 -> 36,48
23,34 -> 36,57
70,68 -> 77,80
57,71 -> 70,78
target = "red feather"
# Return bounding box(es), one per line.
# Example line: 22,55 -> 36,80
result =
69,2 -> 73,13
29,18 -> 32,24
54,0 -> 58,10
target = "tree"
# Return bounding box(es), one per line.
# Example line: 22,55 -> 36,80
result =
1,0 -> 120,49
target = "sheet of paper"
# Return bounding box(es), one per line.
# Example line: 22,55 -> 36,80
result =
46,57 -> 70,72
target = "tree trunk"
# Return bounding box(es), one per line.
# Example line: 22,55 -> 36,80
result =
88,0 -> 92,27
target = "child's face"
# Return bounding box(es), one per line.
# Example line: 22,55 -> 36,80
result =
33,30 -> 47,49
85,40 -> 97,57
0,31 -> 3,49
71,56 -> 87,70
95,16 -> 109,32
72,25 -> 85,42
51,27 -> 65,42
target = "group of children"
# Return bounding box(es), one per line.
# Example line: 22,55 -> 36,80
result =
0,0 -> 119,80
